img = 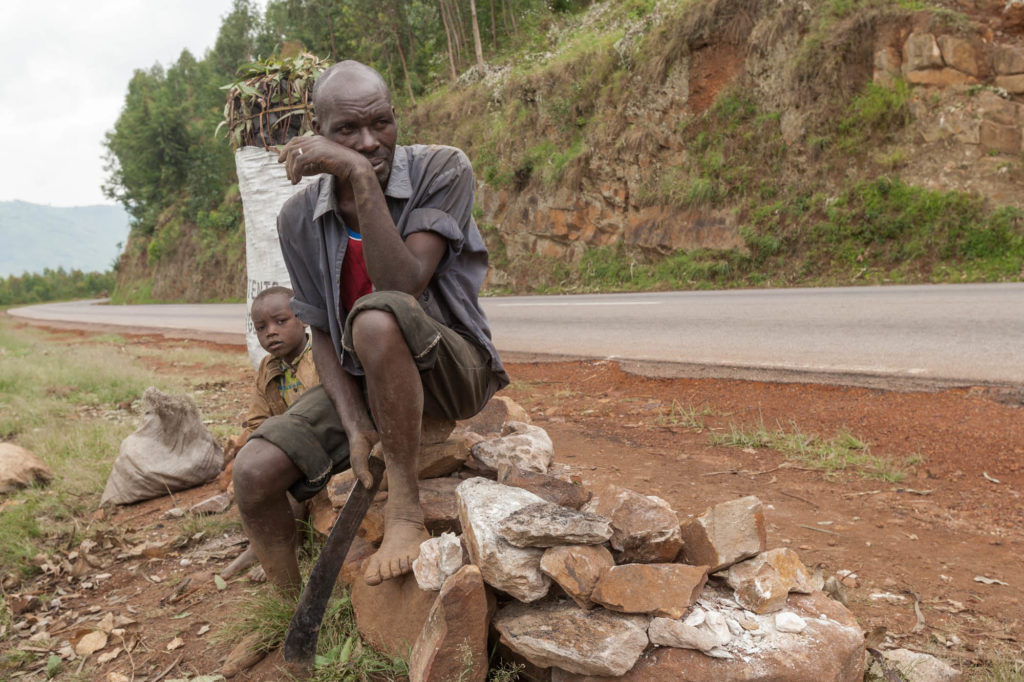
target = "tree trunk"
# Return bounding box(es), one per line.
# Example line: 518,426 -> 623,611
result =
439,0 -> 459,81
489,0 -> 498,48
469,0 -> 485,68
395,35 -> 417,104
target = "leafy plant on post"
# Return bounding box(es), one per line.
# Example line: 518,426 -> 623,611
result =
219,52 -> 331,149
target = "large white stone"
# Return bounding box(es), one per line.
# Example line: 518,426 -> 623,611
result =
412,532 -> 466,591
456,478 -> 551,602
494,600 -> 649,676
470,422 -> 553,473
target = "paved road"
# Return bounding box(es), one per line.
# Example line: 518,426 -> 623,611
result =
9,283 -> 1024,388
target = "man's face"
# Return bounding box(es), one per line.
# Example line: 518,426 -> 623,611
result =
314,79 -> 398,188
251,293 -> 307,364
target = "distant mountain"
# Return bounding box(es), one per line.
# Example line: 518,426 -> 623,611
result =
0,201 -> 130,278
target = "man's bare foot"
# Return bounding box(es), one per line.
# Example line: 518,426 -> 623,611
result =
363,510 -> 429,586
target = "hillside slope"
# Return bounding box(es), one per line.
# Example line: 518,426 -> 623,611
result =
113,0 -> 1024,301
0,201 -> 129,277
404,0 -> 1024,292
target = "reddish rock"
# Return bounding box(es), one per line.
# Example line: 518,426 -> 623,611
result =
409,565 -> 490,682
540,545 -> 615,609
497,464 -> 592,509
419,433 -> 475,479
904,68 -> 977,86
421,416 -> 456,445
591,563 -> 708,619
188,492 -> 231,515
419,476 -> 463,535
552,591 -> 864,682
0,443 -> 53,493
726,548 -> 814,614
458,396 -> 530,437
350,571 -> 437,658
338,534 -> 378,587
902,32 -> 942,71
937,35 -> 979,76
308,488 -> 336,535
995,74 -> 1024,94
584,485 -> 683,564
679,496 -> 766,572
873,47 -> 901,87
993,44 -> 1024,75
979,120 -> 1023,154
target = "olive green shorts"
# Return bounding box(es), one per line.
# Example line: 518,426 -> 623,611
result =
250,291 -> 499,501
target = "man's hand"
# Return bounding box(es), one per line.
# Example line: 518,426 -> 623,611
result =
347,430 -> 381,489
277,136 -> 374,186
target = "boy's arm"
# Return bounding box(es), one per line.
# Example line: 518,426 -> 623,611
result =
310,326 -> 378,487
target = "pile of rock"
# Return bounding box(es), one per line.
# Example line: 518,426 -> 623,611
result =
314,397 -> 865,681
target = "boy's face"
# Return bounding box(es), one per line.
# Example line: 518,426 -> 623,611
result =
251,293 -> 306,363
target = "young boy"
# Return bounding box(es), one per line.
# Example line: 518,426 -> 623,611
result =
221,286 -> 318,581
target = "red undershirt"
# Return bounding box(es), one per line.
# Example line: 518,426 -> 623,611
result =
340,226 -> 374,312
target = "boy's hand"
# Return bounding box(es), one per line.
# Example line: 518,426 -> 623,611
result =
348,430 -> 381,489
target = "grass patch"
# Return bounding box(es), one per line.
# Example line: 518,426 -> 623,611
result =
656,400 -> 718,430
710,419 -> 920,482
0,317 -> 179,579
218,582 -> 408,681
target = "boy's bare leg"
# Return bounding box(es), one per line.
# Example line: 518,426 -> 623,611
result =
222,494 -> 306,581
352,310 -> 429,585
232,439 -> 305,594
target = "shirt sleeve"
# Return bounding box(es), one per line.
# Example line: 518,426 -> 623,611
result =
401,147 -> 474,264
277,192 -> 329,331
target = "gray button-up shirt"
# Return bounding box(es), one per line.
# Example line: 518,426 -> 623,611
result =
276,143 -> 508,388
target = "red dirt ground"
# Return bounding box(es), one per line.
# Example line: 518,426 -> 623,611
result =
2,323 -> 1022,680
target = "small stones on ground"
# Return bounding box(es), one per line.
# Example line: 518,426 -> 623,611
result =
774,611 -> 807,633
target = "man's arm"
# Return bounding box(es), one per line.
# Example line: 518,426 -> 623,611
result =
278,138 -> 446,296
310,326 -> 378,487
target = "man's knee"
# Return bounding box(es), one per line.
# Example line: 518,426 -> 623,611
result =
351,309 -> 404,361
232,439 -> 296,504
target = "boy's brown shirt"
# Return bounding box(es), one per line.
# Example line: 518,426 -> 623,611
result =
242,346 -> 320,437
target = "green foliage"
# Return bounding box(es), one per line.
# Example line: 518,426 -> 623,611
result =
220,52 -> 330,149
0,268 -> 116,306
835,79 -> 912,152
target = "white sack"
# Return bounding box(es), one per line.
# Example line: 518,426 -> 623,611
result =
101,388 -> 223,506
236,146 -> 321,368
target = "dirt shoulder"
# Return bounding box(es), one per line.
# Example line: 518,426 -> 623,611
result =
3,320 -> 1022,679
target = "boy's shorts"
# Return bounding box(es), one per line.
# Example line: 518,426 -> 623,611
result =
250,291 -> 499,501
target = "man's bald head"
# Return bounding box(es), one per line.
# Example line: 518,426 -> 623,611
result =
312,60 -> 391,113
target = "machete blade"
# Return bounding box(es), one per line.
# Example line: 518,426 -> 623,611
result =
284,456 -> 385,666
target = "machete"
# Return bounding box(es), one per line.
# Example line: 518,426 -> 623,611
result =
284,455 -> 386,666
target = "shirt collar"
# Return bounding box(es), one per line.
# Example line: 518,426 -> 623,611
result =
312,145 -> 410,221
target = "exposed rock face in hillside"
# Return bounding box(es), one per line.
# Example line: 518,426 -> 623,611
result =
468,0 -> 1024,268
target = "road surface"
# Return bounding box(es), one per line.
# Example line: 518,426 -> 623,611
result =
9,283 -> 1024,388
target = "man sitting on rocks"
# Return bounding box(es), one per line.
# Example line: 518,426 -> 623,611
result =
232,59 -> 509,593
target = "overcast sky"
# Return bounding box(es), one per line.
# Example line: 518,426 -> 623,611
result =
0,1 -> 256,208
